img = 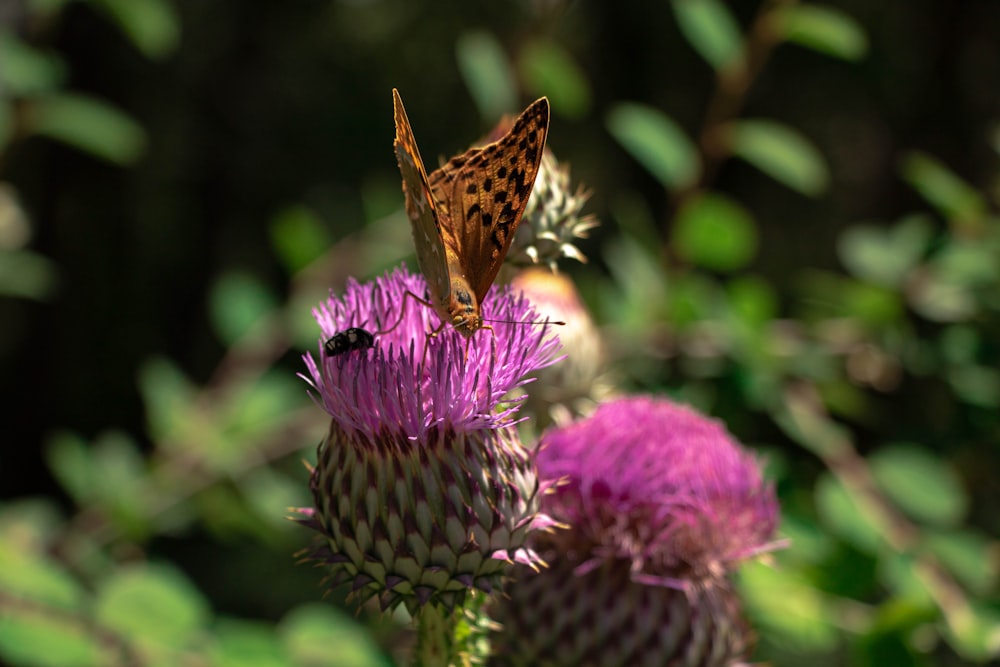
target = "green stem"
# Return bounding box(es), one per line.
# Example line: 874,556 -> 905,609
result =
412,603 -> 458,667
411,594 -> 494,667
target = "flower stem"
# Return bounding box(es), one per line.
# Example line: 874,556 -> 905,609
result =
412,596 -> 494,667
412,603 -> 457,667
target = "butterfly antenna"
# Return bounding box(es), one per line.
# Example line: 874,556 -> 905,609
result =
480,316 -> 567,328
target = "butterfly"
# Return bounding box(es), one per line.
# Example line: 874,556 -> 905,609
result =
392,88 -> 549,337
323,327 -> 376,356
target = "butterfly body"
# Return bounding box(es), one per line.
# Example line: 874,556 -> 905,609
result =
392,89 -> 549,337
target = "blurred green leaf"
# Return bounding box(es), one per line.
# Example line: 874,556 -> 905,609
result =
815,474 -> 882,552
208,271 -> 279,344
908,271 -> 976,322
240,468 -> 308,531
931,238 -> 1000,287
870,444 -> 968,526
270,206 -> 331,274
859,595 -> 934,664
671,0 -> 744,71
667,272 -> 722,326
219,371 -> 305,444
95,563 -> 209,649
837,215 -> 932,287
30,94 -> 146,165
90,432 -> 150,539
0,545 -> 83,608
0,101 -> 11,147
923,529 -> 996,594
607,103 -> 700,190
738,560 -> 839,651
0,615 -> 103,667
138,357 -> 199,443
845,282 -> 903,325
944,602 -> 1000,662
213,619 -> 286,667
0,249 -> 59,300
456,31 -> 516,120
775,514 -> 836,565
520,40 -> 591,118
729,119 -> 829,195
600,236 -> 669,331
727,275 -> 778,327
868,594 -> 937,633
0,500 -> 66,552
91,0 -> 180,60
0,31 -> 66,95
939,325 -> 978,365
45,432 -> 98,505
798,271 -> 903,326
0,183 -> 30,246
672,192 -> 757,271
776,4 -> 868,61
900,151 -> 986,228
281,604 -> 393,667
948,364 -> 1000,408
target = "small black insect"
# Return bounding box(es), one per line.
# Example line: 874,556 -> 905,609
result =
323,327 -> 376,356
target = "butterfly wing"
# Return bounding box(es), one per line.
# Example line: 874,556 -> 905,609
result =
392,89 -> 453,308
428,97 -> 550,303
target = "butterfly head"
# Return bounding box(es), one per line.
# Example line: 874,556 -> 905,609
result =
445,282 -> 483,337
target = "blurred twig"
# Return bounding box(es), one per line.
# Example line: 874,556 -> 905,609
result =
778,381 -> 977,642
670,0 -> 797,210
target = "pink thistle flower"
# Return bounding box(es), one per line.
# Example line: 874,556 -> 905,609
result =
293,266 -> 562,614
492,396 -> 782,666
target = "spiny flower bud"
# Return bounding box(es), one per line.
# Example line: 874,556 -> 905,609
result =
491,396 -> 781,666
293,267 -> 562,614
511,150 -> 598,270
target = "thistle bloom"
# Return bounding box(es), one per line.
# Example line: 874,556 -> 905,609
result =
294,267 -> 561,614
491,396 -> 781,666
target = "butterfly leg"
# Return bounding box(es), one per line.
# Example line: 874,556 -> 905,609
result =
374,290 -> 434,335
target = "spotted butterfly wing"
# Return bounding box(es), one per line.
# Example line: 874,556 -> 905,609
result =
392,90 -> 456,329
392,88 -> 550,336
427,98 -> 549,308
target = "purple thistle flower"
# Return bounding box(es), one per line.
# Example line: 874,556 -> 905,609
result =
491,396 -> 782,666
294,266 -> 562,614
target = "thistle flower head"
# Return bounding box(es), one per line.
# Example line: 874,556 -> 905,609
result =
538,396 -> 779,580
491,396 -> 781,666
295,267 -> 562,614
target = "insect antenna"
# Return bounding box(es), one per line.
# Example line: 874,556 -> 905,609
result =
480,316 -> 566,328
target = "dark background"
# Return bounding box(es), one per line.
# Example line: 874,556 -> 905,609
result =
2,1 -> 998,665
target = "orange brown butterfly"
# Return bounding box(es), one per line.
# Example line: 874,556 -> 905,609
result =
392,88 -> 550,337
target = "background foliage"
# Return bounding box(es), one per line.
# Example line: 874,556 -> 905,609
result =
2,0 -> 999,665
